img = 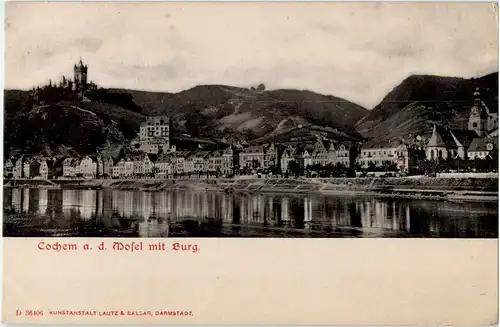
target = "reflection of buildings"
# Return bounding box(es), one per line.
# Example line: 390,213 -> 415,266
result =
62,189 -> 78,217
3,187 -> 497,237
11,188 -> 21,212
80,190 -> 96,220
304,197 -> 312,228
23,188 -> 30,213
61,189 -> 97,220
357,200 -> 411,234
38,189 -> 48,215
281,198 -> 289,222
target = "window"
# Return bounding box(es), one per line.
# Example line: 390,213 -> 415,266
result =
473,122 -> 478,128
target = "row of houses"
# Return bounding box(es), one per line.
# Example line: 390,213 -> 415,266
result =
5,127 -> 498,180
4,140 -> 354,180
280,140 -> 352,172
4,155 -> 114,180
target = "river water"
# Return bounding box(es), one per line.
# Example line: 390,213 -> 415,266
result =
3,187 -> 498,238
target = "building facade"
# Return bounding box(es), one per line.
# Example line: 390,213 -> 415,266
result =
239,145 -> 265,169
138,116 -> 171,154
426,125 -> 477,161
468,88 -> 498,137
467,137 -> 498,160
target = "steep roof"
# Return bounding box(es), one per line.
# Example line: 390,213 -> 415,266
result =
172,151 -> 190,158
208,150 -> 223,158
468,137 -> 498,152
449,129 -> 479,148
295,143 -> 315,155
70,159 -> 81,167
155,154 -> 171,163
241,145 -> 264,154
195,150 -> 211,158
361,138 -> 404,150
427,125 -> 455,148
54,157 -> 67,167
146,153 -> 158,163
282,146 -> 297,157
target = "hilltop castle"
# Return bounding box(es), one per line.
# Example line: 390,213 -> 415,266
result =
73,59 -> 88,90
31,59 -> 96,103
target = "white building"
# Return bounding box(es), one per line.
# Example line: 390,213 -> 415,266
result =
467,137 -> 498,160
280,145 -> 297,173
138,116 -> 172,154
154,155 -> 172,177
79,156 -> 96,179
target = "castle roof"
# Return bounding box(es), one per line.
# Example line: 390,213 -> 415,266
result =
75,59 -> 86,68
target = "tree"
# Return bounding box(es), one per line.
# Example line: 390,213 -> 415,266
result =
383,161 -> 398,172
269,165 -> 281,175
346,167 -> 356,178
117,118 -> 137,139
367,161 -> 376,172
420,159 -> 438,176
288,160 -> 302,177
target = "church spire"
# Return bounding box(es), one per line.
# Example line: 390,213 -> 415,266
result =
473,87 -> 481,106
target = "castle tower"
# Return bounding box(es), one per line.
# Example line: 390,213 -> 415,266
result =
73,59 -> 88,88
468,87 -> 487,136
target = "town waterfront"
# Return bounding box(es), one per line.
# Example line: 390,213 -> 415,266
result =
3,187 -> 498,238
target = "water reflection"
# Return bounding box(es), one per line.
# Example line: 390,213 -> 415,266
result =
3,188 -> 498,238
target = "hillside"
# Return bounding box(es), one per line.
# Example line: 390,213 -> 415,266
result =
111,85 -> 368,141
356,72 -> 499,140
4,84 -> 368,157
5,102 -> 128,157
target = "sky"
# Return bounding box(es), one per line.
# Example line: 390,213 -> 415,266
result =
4,2 -> 499,109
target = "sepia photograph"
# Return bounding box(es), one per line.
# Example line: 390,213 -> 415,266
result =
3,2 -> 498,239
2,2 -> 499,326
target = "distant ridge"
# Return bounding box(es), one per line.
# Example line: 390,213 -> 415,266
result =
356,72 -> 499,140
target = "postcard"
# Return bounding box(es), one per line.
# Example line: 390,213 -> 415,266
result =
3,1 -> 499,325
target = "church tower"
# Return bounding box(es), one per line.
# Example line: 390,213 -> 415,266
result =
468,87 -> 487,136
73,59 -> 88,89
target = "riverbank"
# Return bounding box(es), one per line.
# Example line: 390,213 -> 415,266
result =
4,176 -> 498,202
